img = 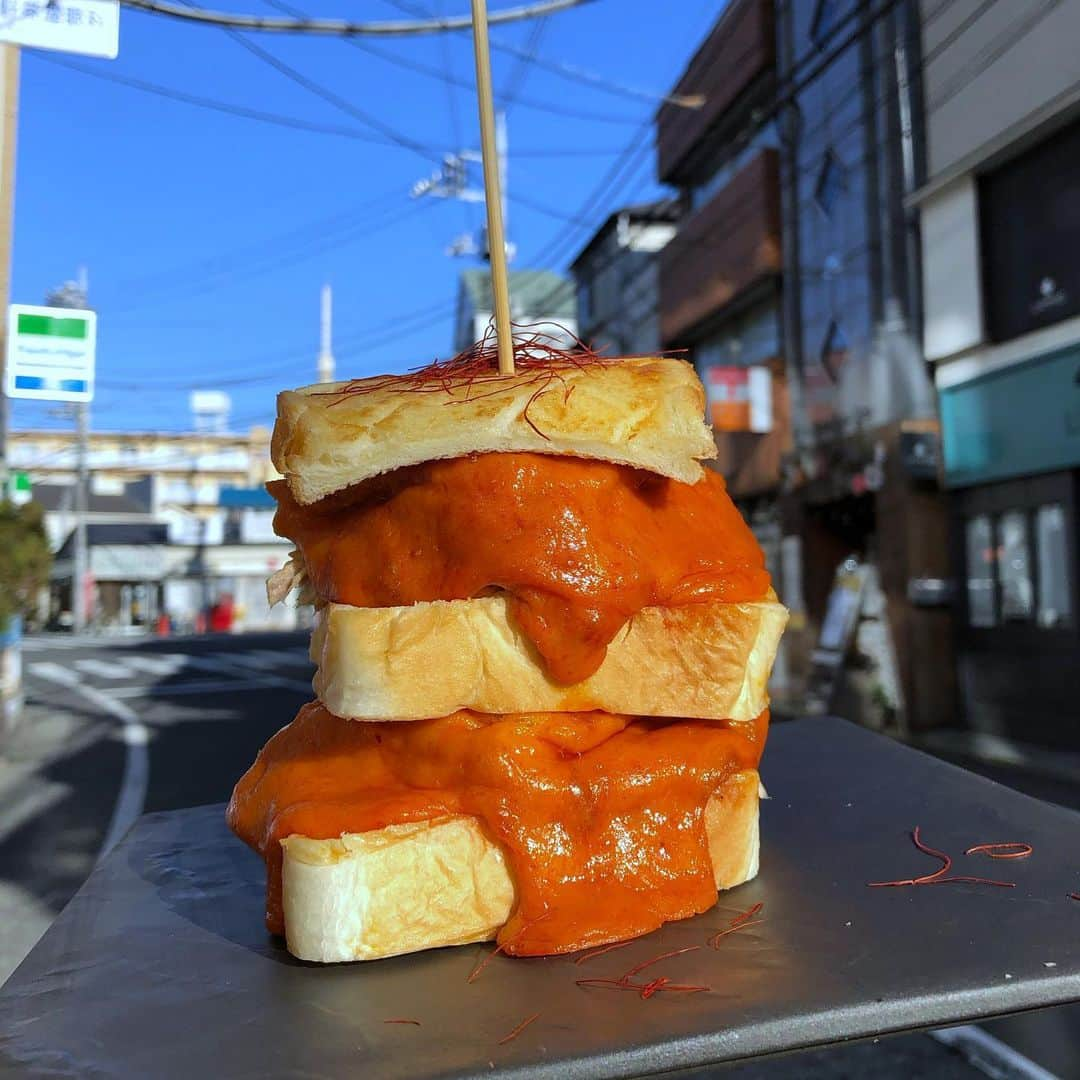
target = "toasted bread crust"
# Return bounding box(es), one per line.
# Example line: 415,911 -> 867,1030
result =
280,770 -> 761,963
272,358 -> 717,504
311,595 -> 787,722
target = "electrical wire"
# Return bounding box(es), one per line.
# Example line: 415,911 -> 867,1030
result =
28,51 -> 444,148
119,0 -> 594,36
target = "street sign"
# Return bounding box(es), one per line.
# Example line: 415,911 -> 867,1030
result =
5,304 -> 96,402
5,470 -> 30,505
0,0 -> 119,60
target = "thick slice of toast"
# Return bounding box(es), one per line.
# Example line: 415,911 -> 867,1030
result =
281,770 -> 761,963
272,357 -> 717,504
311,594 -> 788,722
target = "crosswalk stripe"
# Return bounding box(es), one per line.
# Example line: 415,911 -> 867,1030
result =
124,655 -> 188,677
28,661 -> 79,687
73,658 -> 135,680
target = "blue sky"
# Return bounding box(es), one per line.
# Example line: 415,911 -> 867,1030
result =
11,0 -> 723,434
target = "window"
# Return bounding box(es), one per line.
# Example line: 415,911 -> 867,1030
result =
980,115 -> 1080,342
963,498 -> 1074,631
1037,504 -> 1073,628
965,515 -> 996,628
998,510 -> 1033,622
814,149 -> 846,218
811,0 -> 838,49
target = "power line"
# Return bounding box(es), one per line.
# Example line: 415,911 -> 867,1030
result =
108,199 -> 435,314
31,51 -> 631,158
111,188 -> 406,297
214,22 -> 444,163
29,51 -> 445,148
119,0 -> 594,36
383,0 -> 704,111
497,12 -> 546,113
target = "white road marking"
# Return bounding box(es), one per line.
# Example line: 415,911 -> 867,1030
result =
23,668 -> 152,862
123,655 -> 188,677
27,662 -> 78,687
109,678 -> 294,698
73,658 -> 135,680
930,1026 -> 1058,1080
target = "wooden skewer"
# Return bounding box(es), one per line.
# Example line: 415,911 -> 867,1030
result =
469,0 -> 515,375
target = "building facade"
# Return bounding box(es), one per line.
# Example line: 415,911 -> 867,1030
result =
650,0 -> 948,728
915,0 -> 1080,748
453,269 -> 577,352
570,200 -> 678,356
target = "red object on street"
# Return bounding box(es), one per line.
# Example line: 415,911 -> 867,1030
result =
209,595 -> 235,633
156,614 -> 170,637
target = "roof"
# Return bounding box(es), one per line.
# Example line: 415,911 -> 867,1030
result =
32,483 -> 150,515
459,269 -> 576,320
219,486 -> 276,509
570,198 -> 682,269
55,523 -> 169,558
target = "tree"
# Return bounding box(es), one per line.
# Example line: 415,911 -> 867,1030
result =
0,499 -> 52,630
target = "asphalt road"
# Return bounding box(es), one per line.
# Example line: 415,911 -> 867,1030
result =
0,632 -> 1051,1078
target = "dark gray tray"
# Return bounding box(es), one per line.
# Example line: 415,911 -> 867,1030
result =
2,717 -> 1079,1078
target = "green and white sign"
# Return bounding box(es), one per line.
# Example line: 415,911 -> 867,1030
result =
5,304 -> 96,403
6,472 -> 30,506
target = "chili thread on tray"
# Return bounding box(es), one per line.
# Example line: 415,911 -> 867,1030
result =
573,940 -> 633,966
383,1019 -> 421,1026
867,826 -> 1016,889
964,842 -> 1033,860
707,902 -> 764,949
466,910 -> 552,982
498,1012 -> 540,1046
575,976 -> 710,999
575,945 -> 710,1000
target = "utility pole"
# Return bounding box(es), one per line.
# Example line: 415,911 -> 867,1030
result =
46,273 -> 91,633
411,110 -> 515,263
0,46 -> 19,485
73,400 -> 88,632
317,283 -> 334,383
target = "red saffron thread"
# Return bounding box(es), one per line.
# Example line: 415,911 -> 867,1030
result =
622,945 -> 701,979
466,941 -> 507,984
498,1012 -> 540,1046
964,842 -> 1033,860
868,826 -> 1017,889
573,940 -> 633,966
466,910 -> 552,982
383,1019 -> 421,1026
707,902 -> 765,949
575,977 -> 709,997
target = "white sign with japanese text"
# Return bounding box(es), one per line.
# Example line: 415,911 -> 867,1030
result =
6,304 -> 96,402
0,0 -> 119,59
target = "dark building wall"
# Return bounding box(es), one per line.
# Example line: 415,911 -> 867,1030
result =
574,228 -> 664,356
657,0 -> 776,185
659,149 -> 782,348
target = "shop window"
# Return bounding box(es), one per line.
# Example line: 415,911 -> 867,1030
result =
965,515 -> 996,628
998,510 -> 1033,622
1037,503 -> 1073,628
979,114 -> 1080,342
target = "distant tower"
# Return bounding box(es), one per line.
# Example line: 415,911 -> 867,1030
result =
317,284 -> 335,383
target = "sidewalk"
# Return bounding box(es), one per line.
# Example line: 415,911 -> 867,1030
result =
0,697 -> 120,984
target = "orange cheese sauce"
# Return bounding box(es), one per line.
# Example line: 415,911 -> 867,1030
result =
227,703 -> 768,955
271,453 -> 771,684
